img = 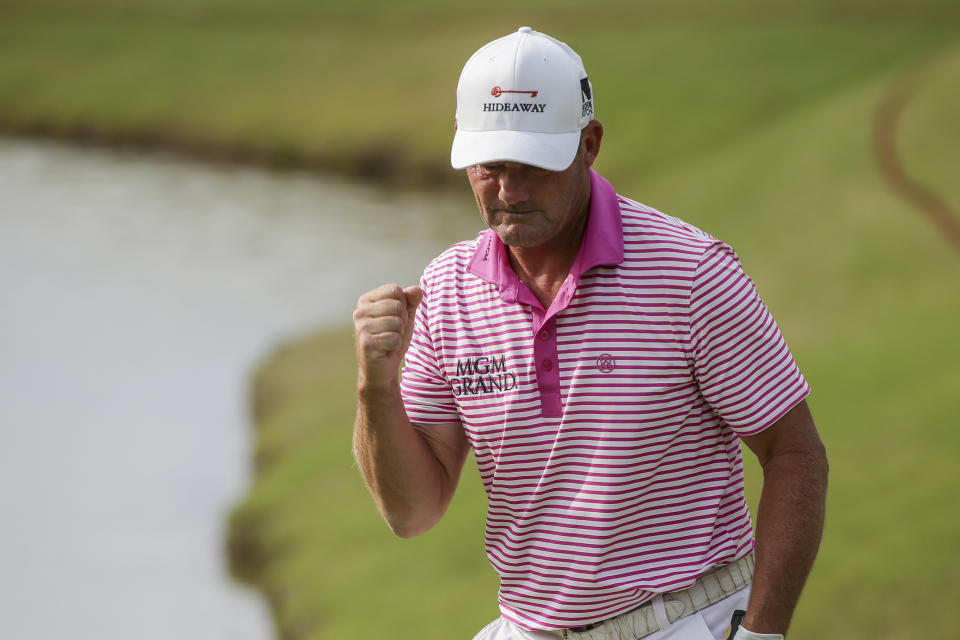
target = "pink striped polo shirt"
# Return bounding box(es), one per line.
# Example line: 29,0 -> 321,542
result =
400,169 -> 810,630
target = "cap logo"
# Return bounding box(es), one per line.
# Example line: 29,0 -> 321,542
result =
580,77 -> 594,118
491,86 -> 538,98
485,86 -> 545,113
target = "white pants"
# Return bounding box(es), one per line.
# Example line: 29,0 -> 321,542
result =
473,585 -> 751,640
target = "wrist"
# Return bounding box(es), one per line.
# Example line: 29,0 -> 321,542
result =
357,374 -> 400,398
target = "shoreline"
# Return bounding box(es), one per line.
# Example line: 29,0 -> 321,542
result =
0,120 -> 463,193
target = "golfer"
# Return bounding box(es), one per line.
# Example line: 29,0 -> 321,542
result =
352,27 -> 828,640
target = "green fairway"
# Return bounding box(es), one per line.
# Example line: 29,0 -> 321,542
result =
4,2 -> 958,639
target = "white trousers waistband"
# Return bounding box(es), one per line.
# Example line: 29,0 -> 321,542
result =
472,553 -> 755,640
563,553 -> 755,639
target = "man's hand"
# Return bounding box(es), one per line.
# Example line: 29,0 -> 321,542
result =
351,282 -> 467,538
353,283 -> 423,388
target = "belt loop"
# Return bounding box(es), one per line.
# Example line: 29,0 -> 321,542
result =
651,595 -> 670,630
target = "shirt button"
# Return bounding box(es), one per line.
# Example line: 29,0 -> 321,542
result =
542,359 -> 553,371
539,330 -> 550,341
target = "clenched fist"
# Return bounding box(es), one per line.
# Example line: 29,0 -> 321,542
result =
353,283 -> 423,388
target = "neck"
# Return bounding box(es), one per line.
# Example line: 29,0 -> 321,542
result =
508,199 -> 590,309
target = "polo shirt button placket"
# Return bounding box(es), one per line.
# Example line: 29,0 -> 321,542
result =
533,317 -> 562,417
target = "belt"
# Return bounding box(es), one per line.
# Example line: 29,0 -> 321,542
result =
562,553 -> 755,639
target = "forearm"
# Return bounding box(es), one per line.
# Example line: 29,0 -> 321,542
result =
743,444 -> 828,635
353,380 -> 452,538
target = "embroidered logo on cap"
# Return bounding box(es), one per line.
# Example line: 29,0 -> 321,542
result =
491,86 -> 538,98
580,77 -> 594,118
484,86 -> 546,113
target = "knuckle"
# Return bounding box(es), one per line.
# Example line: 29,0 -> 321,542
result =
382,333 -> 401,348
381,283 -> 401,300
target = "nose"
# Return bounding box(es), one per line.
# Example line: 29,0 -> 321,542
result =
497,166 -> 530,206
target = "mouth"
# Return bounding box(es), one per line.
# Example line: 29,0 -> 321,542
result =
498,208 -> 537,218
496,211 -> 537,227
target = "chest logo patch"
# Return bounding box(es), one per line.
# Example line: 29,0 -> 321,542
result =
452,355 -> 518,397
597,353 -> 616,373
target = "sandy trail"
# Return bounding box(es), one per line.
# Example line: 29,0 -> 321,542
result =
872,55 -> 960,254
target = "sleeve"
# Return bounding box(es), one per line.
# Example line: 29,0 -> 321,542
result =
688,241 -> 810,436
399,273 -> 461,424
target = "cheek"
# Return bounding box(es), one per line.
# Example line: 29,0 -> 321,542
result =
470,183 -> 500,212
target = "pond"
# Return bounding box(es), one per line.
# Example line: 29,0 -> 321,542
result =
0,138 -> 480,639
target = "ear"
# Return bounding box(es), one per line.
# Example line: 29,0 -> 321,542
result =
580,120 -> 604,169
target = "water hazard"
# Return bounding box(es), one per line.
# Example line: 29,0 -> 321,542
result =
0,138 -> 480,639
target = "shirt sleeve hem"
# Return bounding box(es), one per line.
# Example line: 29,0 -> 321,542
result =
735,385 -> 811,438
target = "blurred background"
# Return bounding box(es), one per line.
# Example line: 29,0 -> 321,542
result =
0,1 -> 957,639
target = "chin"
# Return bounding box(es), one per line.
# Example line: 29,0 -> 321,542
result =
487,215 -> 539,243
493,226 -> 542,248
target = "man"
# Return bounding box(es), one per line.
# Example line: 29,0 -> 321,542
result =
352,27 -> 827,640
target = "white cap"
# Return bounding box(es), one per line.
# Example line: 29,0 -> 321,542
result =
451,27 -> 594,172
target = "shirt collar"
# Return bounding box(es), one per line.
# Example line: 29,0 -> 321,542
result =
467,168 -> 623,300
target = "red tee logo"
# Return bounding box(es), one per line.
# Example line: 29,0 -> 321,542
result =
491,86 -> 538,98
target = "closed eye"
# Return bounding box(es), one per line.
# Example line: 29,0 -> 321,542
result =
474,164 -> 505,178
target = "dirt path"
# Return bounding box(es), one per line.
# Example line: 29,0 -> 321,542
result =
872,55 -> 960,254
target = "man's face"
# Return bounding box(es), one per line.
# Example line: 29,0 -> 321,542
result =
464,122 -> 602,250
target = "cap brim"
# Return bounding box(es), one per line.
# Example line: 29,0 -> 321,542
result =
451,129 -> 581,172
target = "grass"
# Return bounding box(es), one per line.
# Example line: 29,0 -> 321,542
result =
3,2 -> 958,639
2,1 -> 958,184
